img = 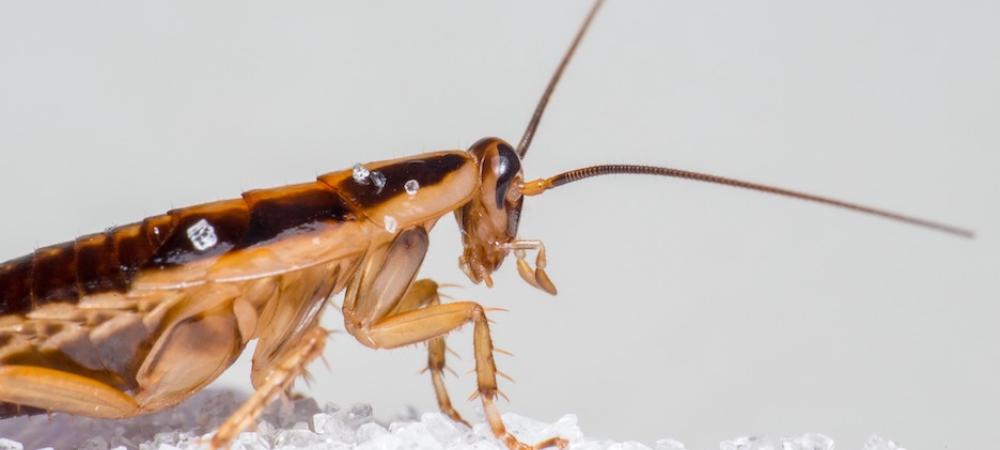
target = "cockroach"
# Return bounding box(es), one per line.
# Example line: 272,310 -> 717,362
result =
0,1 -> 974,449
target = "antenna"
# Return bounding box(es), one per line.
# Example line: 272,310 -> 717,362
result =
516,0 -> 605,159
520,164 -> 974,239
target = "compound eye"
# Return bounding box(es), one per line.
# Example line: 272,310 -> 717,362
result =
494,143 -> 522,209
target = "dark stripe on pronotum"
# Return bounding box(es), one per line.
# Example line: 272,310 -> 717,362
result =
330,154 -> 468,208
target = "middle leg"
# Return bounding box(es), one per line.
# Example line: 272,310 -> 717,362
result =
391,279 -> 469,427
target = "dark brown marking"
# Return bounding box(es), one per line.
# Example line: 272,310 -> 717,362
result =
0,179 -> 364,308
31,242 -> 80,305
0,255 -> 33,315
146,199 -> 250,268
143,214 -> 178,249
239,182 -> 355,249
76,232 -> 127,294
328,154 -> 468,209
112,222 -> 159,279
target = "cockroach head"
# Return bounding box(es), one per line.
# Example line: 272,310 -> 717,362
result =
454,137 -> 524,287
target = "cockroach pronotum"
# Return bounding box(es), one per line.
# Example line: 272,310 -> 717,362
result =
0,1 -> 975,449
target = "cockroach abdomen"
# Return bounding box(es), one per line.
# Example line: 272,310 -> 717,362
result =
31,242 -> 80,306
0,255 -> 33,315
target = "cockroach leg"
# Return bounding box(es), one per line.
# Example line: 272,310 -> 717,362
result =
427,333 -> 469,427
0,365 -> 140,418
515,250 -> 542,290
502,241 -> 557,295
468,304 -> 565,450
423,292 -> 470,427
458,255 -> 477,282
382,279 -> 471,426
211,326 -> 328,449
387,279 -> 438,315
482,395 -> 567,450
349,302 -> 565,450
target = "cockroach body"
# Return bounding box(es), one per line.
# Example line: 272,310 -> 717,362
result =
0,1 -> 972,449
0,146 -> 515,436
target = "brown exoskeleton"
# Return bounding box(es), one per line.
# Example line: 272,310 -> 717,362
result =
0,1 -> 974,449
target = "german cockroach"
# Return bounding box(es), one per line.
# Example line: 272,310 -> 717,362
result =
0,1 -> 975,449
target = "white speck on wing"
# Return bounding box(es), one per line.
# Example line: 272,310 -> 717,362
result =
186,219 -> 218,251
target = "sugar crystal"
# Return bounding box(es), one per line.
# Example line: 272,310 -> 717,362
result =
383,215 -> 398,233
186,219 -> 218,251
370,171 -> 387,190
352,164 -> 371,184
405,179 -> 420,195
0,390 -> 906,450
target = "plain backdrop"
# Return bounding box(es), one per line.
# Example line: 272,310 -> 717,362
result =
1,1 -> 998,449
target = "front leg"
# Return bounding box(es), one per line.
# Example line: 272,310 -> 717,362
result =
352,302 -> 566,450
343,228 -> 564,450
499,240 -> 557,295
343,228 -> 471,426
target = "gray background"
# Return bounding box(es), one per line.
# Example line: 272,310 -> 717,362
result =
1,1 -> 998,449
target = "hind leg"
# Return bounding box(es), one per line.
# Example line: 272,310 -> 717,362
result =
210,326 -> 328,449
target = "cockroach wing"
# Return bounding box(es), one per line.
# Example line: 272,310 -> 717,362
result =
130,219 -> 373,291
128,182 -> 378,292
129,150 -> 476,292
